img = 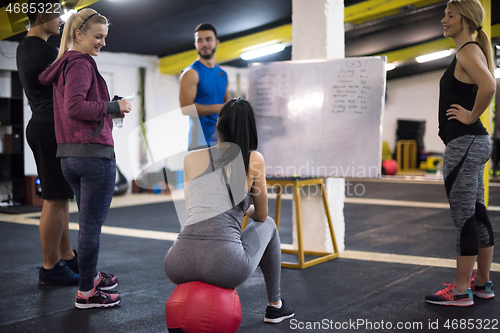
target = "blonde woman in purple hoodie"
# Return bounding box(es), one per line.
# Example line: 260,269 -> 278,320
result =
39,8 -> 131,309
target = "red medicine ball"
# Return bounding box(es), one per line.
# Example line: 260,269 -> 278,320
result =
382,159 -> 398,175
165,281 -> 242,333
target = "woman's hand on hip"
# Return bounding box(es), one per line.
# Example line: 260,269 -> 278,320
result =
447,104 -> 474,125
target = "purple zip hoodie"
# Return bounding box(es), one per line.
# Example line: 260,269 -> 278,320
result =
39,51 -> 121,159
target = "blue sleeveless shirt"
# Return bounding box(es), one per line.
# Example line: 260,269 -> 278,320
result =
184,60 -> 227,148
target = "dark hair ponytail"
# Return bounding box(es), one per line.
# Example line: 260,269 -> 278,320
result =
216,98 -> 258,175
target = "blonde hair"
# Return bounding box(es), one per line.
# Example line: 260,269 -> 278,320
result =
55,8 -> 108,62
447,0 -> 495,77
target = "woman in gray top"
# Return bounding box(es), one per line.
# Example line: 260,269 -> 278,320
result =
164,98 -> 294,323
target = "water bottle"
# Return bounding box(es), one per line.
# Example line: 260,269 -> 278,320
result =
112,94 -> 134,129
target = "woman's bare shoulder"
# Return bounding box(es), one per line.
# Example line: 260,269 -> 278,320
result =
184,148 -> 210,179
249,150 -> 265,164
185,148 -> 209,162
456,42 -> 486,63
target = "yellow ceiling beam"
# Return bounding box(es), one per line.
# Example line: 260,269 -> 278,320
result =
345,0 -> 446,25
379,23 -> 500,64
159,24 -> 292,75
0,0 -> 101,41
160,21 -> 499,75
379,38 -> 455,64
160,0 -> 449,75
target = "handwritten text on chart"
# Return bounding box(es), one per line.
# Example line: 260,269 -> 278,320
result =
332,67 -> 371,115
253,70 -> 289,118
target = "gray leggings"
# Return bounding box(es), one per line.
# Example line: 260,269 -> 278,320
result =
443,135 -> 494,256
164,216 -> 281,303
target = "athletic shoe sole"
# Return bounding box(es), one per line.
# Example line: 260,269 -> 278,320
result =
75,300 -> 121,309
472,291 -> 495,299
425,299 -> 474,307
38,279 -> 78,286
264,313 -> 295,323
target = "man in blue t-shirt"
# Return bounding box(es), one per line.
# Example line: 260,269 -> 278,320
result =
179,23 -> 231,150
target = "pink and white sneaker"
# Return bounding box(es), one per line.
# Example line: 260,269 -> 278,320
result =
425,282 -> 473,306
75,287 -> 121,309
95,272 -> 118,291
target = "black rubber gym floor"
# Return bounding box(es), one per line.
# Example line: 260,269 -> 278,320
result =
1,180 -> 499,332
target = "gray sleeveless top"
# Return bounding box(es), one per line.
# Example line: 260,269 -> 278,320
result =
177,147 -> 252,243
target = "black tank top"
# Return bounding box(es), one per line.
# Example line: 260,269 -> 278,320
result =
438,41 -> 488,145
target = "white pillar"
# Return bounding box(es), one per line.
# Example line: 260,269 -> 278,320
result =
292,0 -> 344,60
291,0 -> 345,253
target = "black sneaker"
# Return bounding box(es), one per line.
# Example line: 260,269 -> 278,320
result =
264,299 -> 295,323
38,259 -> 79,286
64,250 -> 78,274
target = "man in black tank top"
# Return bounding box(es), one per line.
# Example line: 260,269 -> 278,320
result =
16,1 -> 77,286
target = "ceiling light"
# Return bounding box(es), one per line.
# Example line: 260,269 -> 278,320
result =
386,63 -> 396,71
416,50 -> 452,63
60,9 -> 77,22
496,45 -> 500,50
495,68 -> 500,79
240,44 -> 285,61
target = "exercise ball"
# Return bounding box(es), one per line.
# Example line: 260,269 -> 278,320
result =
165,281 -> 242,333
382,159 -> 398,175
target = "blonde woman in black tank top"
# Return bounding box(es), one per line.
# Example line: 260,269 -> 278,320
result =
425,0 -> 496,306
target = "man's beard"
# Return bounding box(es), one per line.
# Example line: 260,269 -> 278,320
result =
198,47 -> 217,60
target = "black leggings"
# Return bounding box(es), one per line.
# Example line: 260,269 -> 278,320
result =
61,157 -> 116,291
